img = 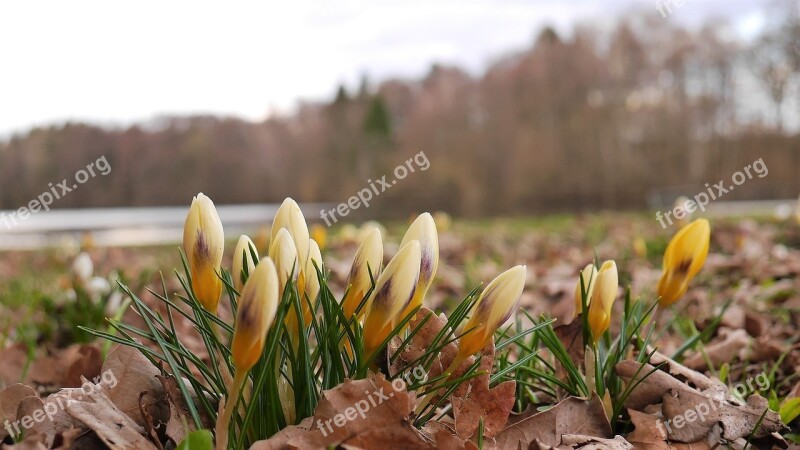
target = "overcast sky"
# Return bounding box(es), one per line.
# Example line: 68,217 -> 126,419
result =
0,0 -> 771,136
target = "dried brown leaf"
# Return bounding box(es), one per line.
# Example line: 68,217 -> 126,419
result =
0,383 -> 37,441
101,345 -> 168,427
65,387 -> 158,450
494,396 -> 612,449
682,329 -> 750,371
450,338 -> 515,439
0,344 -> 29,387
616,361 -> 785,443
250,373 -> 432,450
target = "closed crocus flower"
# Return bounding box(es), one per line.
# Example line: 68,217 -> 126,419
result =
587,261 -> 618,343
271,198 -> 310,267
657,219 -> 710,307
269,228 -> 299,298
304,239 -> 322,302
294,238 -> 322,330
362,241 -> 421,357
573,263 -> 597,318
232,235 -> 258,292
231,258 -> 279,371
341,228 -> 384,320
220,258 -> 280,449
183,193 -> 225,312
398,213 -> 439,323
457,265 -> 525,362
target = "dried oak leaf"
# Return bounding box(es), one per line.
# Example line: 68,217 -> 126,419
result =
23,344 -> 101,390
60,345 -> 103,388
101,344 -> 169,427
389,307 -> 461,383
15,390 -> 84,448
559,435 -> 633,449
493,396 -> 613,449
616,360 -> 785,443
645,351 -> 723,396
682,329 -> 750,371
450,338 -> 516,439
65,386 -> 158,450
156,373 -> 216,444
625,409 -> 719,450
553,318 -> 585,370
0,439 -> 49,450
0,384 -> 37,441
388,308 -> 514,439
250,373 -> 431,450
0,344 -> 29,387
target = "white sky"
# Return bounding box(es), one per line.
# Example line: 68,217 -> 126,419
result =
0,0 -> 770,136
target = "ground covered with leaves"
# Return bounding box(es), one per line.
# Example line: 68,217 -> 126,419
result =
1,214 -> 799,449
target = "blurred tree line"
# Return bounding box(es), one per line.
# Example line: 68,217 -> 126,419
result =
1,6 -> 799,218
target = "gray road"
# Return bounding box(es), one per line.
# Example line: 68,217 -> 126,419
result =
0,203 -> 330,250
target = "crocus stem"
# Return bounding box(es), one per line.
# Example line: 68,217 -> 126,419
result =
216,370 -> 247,450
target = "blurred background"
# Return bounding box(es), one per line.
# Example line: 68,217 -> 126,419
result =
1,0 -> 798,221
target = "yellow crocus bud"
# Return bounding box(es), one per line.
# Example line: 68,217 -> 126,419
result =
362,241 -> 421,357
457,265 -> 525,361
341,228 -> 383,319
433,211 -> 451,232
398,213 -> 439,323
304,239 -> 322,302
219,258 -> 280,449
573,263 -> 597,318
657,219 -> 710,307
183,193 -> 225,312
310,223 -> 328,250
271,198 -> 310,266
269,228 -> 299,298
232,235 -> 258,292
587,261 -> 618,343
295,238 -> 322,329
633,236 -> 647,259
231,258 -> 279,372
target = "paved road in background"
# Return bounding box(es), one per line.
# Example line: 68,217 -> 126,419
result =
0,203 -> 330,250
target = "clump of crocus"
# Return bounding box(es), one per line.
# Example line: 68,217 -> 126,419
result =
232,235 -> 258,292
657,219 -> 710,307
361,241 -> 421,359
218,258 -> 279,449
586,261 -> 618,343
341,228 -> 383,320
573,263 -> 597,318
183,193 -> 225,313
398,213 -> 439,323
453,265 -> 526,370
